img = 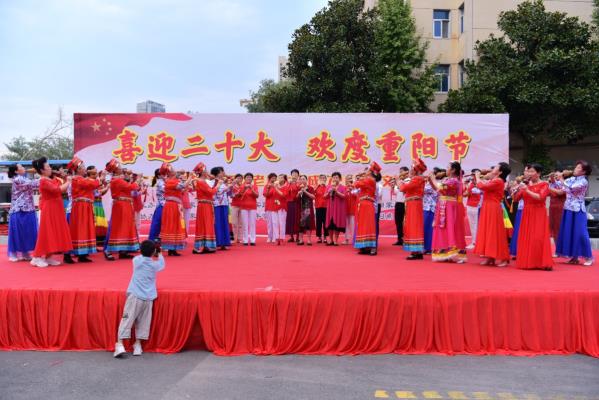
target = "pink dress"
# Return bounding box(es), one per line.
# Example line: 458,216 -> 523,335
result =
431,177 -> 467,262
325,184 -> 347,231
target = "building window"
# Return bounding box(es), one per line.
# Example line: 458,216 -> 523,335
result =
459,4 -> 464,34
435,65 -> 450,92
433,10 -> 450,39
459,61 -> 465,87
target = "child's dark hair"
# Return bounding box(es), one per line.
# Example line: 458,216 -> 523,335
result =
399,166 -> 409,173
244,172 -> 254,179
267,172 -> 277,180
32,157 -> 47,174
498,162 -> 511,181
86,165 -> 95,171
152,168 -> 162,187
7,165 -> 18,179
235,173 -> 243,179
140,240 -> 157,257
332,171 -> 341,179
210,166 -> 224,177
290,169 -> 299,175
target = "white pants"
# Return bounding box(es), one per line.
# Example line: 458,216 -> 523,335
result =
467,206 -> 479,244
230,205 -> 242,242
240,209 -> 257,244
345,215 -> 355,243
183,208 -> 192,234
265,211 -> 277,241
134,212 -> 141,232
276,209 -> 286,240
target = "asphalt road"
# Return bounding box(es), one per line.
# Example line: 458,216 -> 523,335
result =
1,351 -> 598,400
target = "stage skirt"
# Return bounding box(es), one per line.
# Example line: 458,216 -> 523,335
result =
403,200 -> 424,253
160,201 -> 186,251
8,211 -> 38,258
549,202 -> 564,239
432,201 -> 467,263
556,210 -> 593,259
33,198 -> 73,257
286,201 -> 299,235
509,209 -> 522,256
69,201 -> 97,256
105,200 -> 139,253
474,200 -> 510,261
194,202 -> 216,250
93,198 -> 107,246
516,204 -> 554,270
354,200 -> 376,249
214,205 -> 231,247
423,210 -> 434,253
148,204 -> 163,242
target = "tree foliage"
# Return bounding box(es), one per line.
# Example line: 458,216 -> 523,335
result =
439,0 -> 599,164
246,0 -> 434,112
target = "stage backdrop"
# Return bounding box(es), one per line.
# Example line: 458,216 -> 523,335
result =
74,113 -> 509,235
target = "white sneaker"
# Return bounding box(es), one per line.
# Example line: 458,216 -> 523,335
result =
133,342 -> 143,356
45,257 -> 61,266
113,342 -> 126,358
30,258 -> 48,268
8,256 -> 19,262
583,258 -> 594,267
466,244 -> 475,250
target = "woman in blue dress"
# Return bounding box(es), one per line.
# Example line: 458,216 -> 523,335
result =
7,164 -> 39,262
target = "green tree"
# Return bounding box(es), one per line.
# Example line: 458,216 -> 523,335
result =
371,0 -> 436,112
593,0 -> 599,27
2,108 -> 74,161
439,0 -> 599,166
245,79 -> 302,113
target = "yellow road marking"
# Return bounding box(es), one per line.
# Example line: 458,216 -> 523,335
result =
472,393 -> 493,400
423,391 -> 443,399
374,390 -> 390,398
497,393 -> 517,400
448,391 -> 469,399
395,391 -> 417,399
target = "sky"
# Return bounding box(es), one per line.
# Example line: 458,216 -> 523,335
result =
0,0 -> 329,139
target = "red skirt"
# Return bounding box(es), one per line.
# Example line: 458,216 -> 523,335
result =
354,200 -> 376,249
34,198 -> 73,257
549,202 -> 564,239
194,202 -> 216,249
69,201 -> 97,255
474,200 -> 510,260
516,204 -> 554,270
403,199 -> 424,252
106,199 -> 139,252
160,200 -> 186,250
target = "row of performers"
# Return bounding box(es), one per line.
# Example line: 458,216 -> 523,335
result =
6,156 -> 594,268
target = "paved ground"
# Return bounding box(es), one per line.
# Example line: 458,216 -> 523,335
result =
1,351 -> 598,400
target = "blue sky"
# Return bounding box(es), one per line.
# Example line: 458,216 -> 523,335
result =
0,0 -> 329,139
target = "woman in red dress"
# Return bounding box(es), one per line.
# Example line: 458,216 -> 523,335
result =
193,163 -> 221,254
514,163 -> 553,270
473,162 -> 511,267
160,163 -> 194,256
104,159 -> 140,261
296,175 -> 316,245
67,156 -> 100,263
354,162 -> 381,256
31,157 -> 73,268
400,158 -> 427,260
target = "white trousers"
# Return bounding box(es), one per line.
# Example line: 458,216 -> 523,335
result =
276,209 -> 287,240
183,208 -> 192,234
467,205 -> 479,244
230,205 -> 242,242
345,215 -> 355,243
240,209 -> 257,244
265,211 -> 277,241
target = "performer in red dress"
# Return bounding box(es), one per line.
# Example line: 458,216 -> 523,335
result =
30,157 -> 73,268
285,169 -> 300,242
354,162 -> 381,256
473,162 -> 511,267
160,163 -> 193,256
400,158 -> 427,260
344,174 -> 357,245
514,163 -> 554,270
104,159 -> 140,261
193,163 -> 220,254
548,173 -> 566,249
67,156 -> 100,263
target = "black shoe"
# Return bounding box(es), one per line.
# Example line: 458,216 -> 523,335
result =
119,252 -> 134,259
63,254 -> 75,264
406,253 -> 423,260
192,249 -> 202,254
317,238 -> 323,243
287,237 -> 295,243
297,241 -> 304,246
244,243 -> 249,246
168,250 -> 181,256
219,246 -> 228,251
104,252 -> 115,261
392,241 -> 403,246
78,255 -> 92,263
250,243 -> 256,246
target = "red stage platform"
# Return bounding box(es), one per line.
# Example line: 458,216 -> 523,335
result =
0,239 -> 598,357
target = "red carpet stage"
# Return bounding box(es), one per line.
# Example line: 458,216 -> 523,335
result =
1,239 -> 598,357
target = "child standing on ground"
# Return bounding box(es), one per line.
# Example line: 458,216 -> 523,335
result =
114,240 -> 165,357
